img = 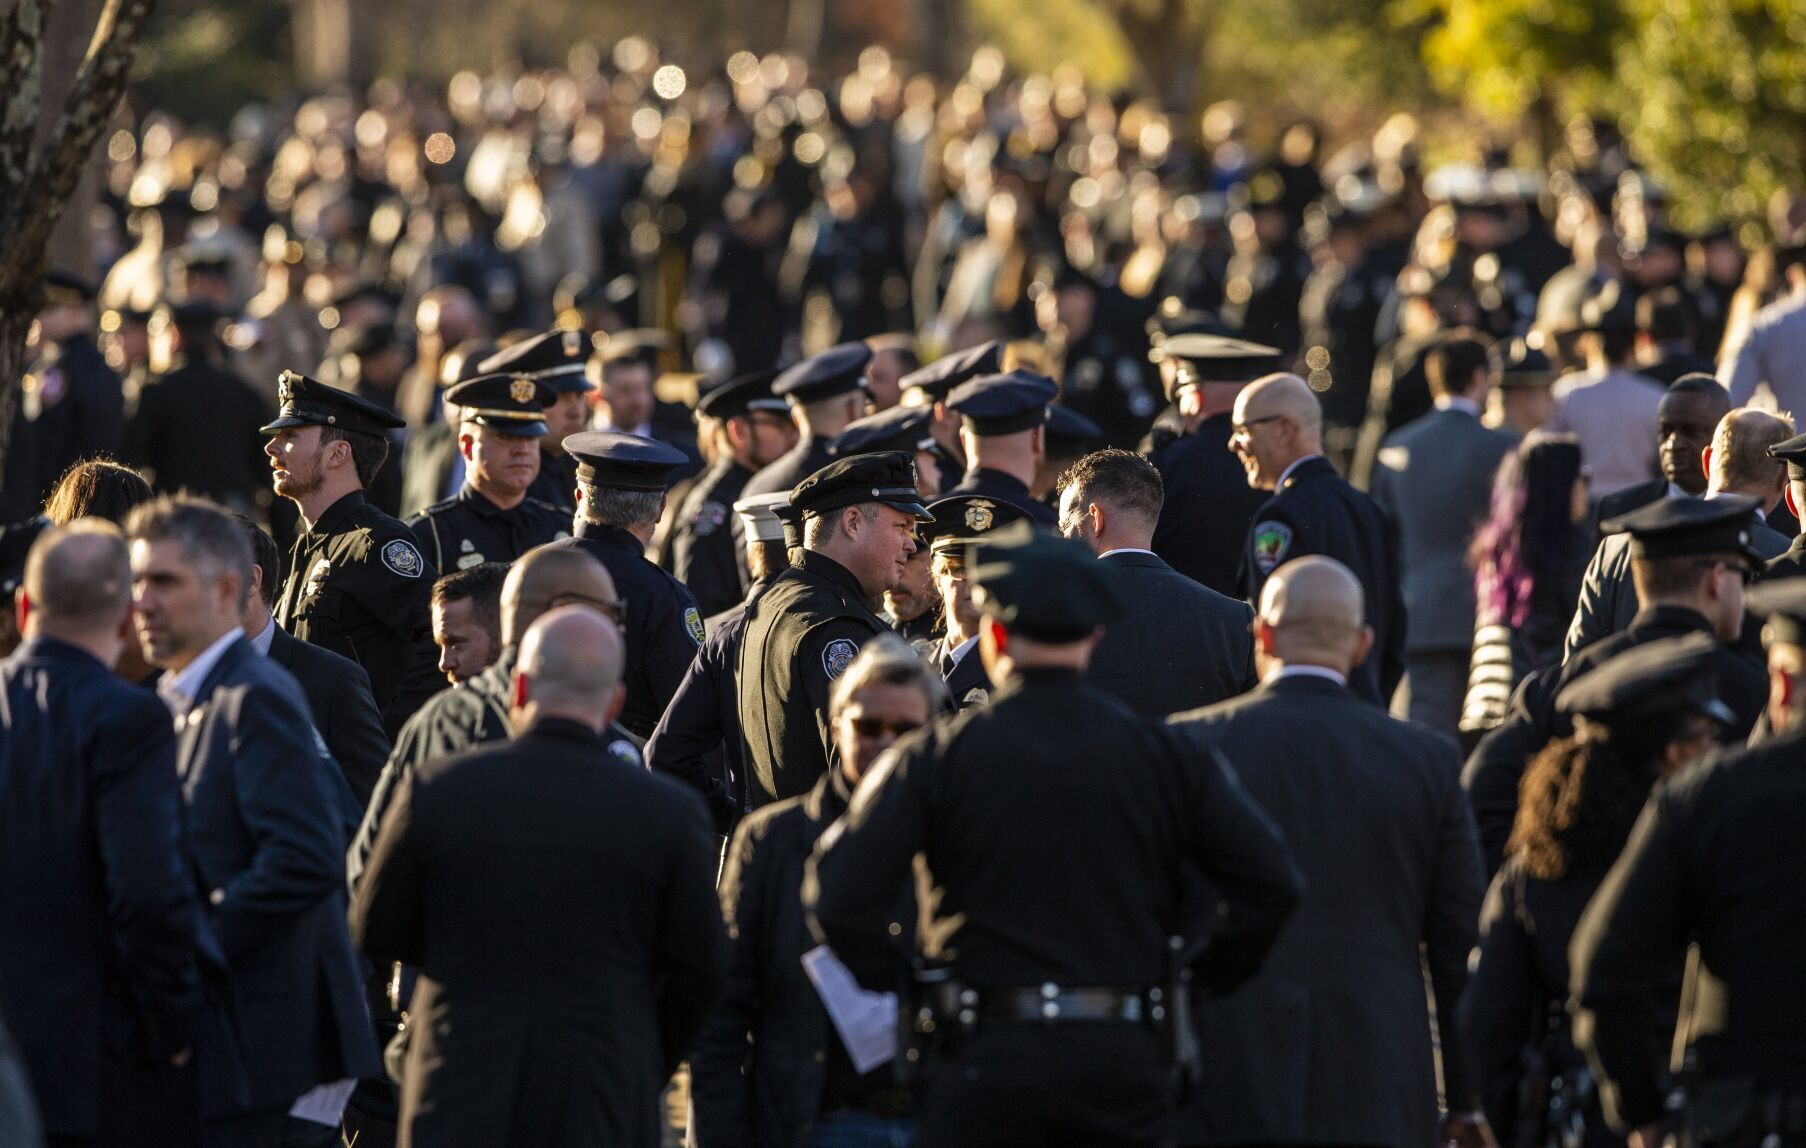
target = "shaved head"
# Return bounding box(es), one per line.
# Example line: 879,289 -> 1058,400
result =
24,521 -> 132,634
1256,555 -> 1369,672
502,545 -> 619,644
1238,373 -> 1323,436
512,605 -> 627,731
1231,373 -> 1325,491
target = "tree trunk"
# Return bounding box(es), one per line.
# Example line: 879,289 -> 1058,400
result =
42,0 -> 103,277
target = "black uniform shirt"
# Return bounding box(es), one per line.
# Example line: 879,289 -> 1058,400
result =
406,483 -> 571,573
671,457 -> 755,618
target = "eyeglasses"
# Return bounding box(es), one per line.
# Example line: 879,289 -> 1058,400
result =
844,716 -> 923,740
1696,559 -> 1755,585
1230,414 -> 1285,438
548,592 -> 627,624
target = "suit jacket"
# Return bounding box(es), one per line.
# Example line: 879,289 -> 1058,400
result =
176,637 -> 379,1114
1088,550 -> 1256,718
1169,676 -> 1484,1147
1148,413 -> 1272,598
267,625 -> 390,809
350,718 -> 727,1148
1371,407 -> 1515,654
0,638 -> 204,1135
1589,476 -> 1669,550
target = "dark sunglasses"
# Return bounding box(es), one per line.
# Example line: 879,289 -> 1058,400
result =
1230,414 -> 1285,437
845,716 -> 923,739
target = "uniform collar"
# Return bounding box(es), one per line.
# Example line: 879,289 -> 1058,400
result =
457,483 -> 513,518
796,548 -> 866,598
1627,604 -> 1712,637
310,490 -> 369,536
1264,663 -> 1348,688
1276,454 -> 1331,490
573,519 -> 644,551
1434,396 -> 1481,417
521,715 -> 605,747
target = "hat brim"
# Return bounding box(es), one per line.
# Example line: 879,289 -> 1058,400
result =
880,499 -> 935,522
259,414 -> 318,434
467,415 -> 549,438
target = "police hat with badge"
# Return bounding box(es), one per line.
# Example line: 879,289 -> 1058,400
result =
563,430 -> 691,491
970,521 -> 1124,642
695,368 -> 786,422
444,374 -> 556,438
898,340 -> 1004,405
790,452 -> 934,523
920,495 -> 1029,558
1556,631 -> 1736,740
1600,493 -> 1766,566
946,370 -> 1059,436
1154,334 -> 1283,396
260,370 -> 408,437
775,342 -> 873,406
477,328 -> 596,392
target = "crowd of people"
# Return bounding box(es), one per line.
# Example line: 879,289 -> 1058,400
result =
0,40 -> 1803,1148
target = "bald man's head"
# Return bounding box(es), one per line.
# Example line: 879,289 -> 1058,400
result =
511,605 -> 627,732
1231,373 -> 1324,491
501,544 -> 620,645
1255,555 -> 1371,675
23,521 -> 133,641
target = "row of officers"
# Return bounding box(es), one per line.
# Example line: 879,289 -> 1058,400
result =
1,315 -> 1802,1148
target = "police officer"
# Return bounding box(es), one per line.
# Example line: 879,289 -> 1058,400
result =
264,370 -> 441,736
476,328 -> 597,511
897,339 -> 1003,469
1570,579 -> 1806,1148
556,430 -> 706,740
1144,334 -> 1282,597
406,374 -> 571,573
940,370 -> 1061,526
737,452 -> 931,807
669,369 -> 792,618
1765,432 -> 1806,580
833,402 -> 949,498
806,523 -> 1303,1147
920,494 -> 1030,708
740,342 -> 874,501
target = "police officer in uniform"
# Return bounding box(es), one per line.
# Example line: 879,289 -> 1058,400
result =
920,494 -> 1030,708
941,370 -> 1061,526
741,342 -> 874,501
1764,432 -> 1806,581
406,375 -> 571,572
669,369 -> 791,618
264,371 -> 441,736
555,430 -> 706,740
476,329 -> 597,512
737,453 -> 931,807
806,523 -> 1303,1148
1570,578 -> 1806,1148
897,339 -> 1003,469
1144,334 -> 1283,597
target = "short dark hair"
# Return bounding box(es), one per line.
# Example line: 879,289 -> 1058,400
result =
43,458 -> 154,525
431,562 -> 508,647
1631,551 -> 1727,602
1055,448 -> 1163,525
320,426 -> 391,489
125,495 -> 254,611
1426,331 -> 1494,399
1636,286 -> 1695,342
1667,372 -> 1730,401
233,513 -> 282,603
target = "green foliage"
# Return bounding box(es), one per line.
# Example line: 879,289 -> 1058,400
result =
1399,0 -> 1623,119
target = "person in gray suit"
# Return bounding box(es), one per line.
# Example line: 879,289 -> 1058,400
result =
1056,448 -> 1256,716
1371,332 -> 1516,734
1167,557 -> 1486,1148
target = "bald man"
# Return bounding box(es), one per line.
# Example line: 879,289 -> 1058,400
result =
1231,372 -> 1407,705
352,606 -> 726,1147
1167,557 -> 1485,1148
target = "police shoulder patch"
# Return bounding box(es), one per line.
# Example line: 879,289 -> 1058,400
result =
608,738 -> 644,769
822,637 -> 860,680
684,606 -> 705,645
380,538 -> 426,578
691,500 -> 727,537
1251,520 -> 1293,576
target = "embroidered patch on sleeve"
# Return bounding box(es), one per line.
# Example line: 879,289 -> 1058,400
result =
1251,521 -> 1294,576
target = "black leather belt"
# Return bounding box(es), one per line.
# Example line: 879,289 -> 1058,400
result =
977,984 -> 1153,1024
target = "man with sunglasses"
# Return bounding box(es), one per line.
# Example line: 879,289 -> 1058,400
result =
1463,494 -> 1771,878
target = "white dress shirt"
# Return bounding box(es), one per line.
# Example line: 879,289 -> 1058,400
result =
1263,663 -> 1348,688
157,627 -> 245,720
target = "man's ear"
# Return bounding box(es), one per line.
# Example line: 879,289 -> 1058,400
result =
15,587 -> 30,636
1787,483 -> 1801,519
1253,618 -> 1277,657
1700,445 -> 1714,483
458,432 -> 475,463
249,563 -> 266,602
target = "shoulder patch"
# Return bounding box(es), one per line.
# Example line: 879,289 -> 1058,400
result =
1251,520 -> 1293,576
691,500 -> 728,537
608,738 -> 644,769
380,538 -> 426,578
683,606 -> 706,645
822,637 -> 860,680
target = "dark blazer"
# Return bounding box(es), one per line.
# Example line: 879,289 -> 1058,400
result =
1089,549 -> 1256,718
0,638 -> 204,1136
176,637 -> 379,1115
1149,412 -> 1273,598
1169,675 -> 1484,1147
267,624 -> 390,809
1589,477 -> 1668,550
350,718 -> 727,1148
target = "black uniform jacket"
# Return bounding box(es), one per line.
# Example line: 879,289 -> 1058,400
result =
526,447 -> 579,512
1149,412 -> 1271,598
350,717 -> 727,1148
174,637 -> 380,1114
1571,727 -> 1806,1131
671,457 -> 756,619
1089,549 -> 1256,718
737,550 -> 887,807
556,521 -> 704,739
1240,455 -> 1408,707
1168,674 -> 1484,1147
406,483 -> 571,572
275,490 -> 442,738
268,624 -> 389,809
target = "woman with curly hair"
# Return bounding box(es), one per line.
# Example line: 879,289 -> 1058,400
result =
1460,634 -> 1731,1148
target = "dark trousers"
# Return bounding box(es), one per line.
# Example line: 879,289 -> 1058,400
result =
922,1022 -> 1170,1147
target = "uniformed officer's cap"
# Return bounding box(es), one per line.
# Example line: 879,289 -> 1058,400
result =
790,452 -> 933,522
695,368 -> 785,421
593,328 -> 670,370
1046,404 -> 1105,455
477,329 -> 596,391
833,404 -> 937,457
946,370 -> 1058,436
260,371 -> 407,437
1154,334 -> 1283,382
898,340 -> 1003,403
921,495 -> 1029,556
44,270 -> 96,308
970,521 -> 1123,642
444,375 -> 554,437
1601,493 -> 1764,564
1491,337 -> 1557,389
774,342 -> 872,404
1766,431 -> 1806,482
1555,632 -> 1734,730
1745,578 -> 1806,646
563,430 -> 689,492
733,492 -> 795,544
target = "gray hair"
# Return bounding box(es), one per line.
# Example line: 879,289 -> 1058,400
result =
578,481 -> 664,529
125,495 -> 254,612
804,501 -> 877,549
829,631 -> 949,717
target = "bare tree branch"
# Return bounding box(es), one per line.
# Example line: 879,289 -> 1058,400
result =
0,0 -> 49,217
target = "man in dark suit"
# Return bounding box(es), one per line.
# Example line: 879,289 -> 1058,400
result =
1057,448 -> 1255,716
1168,556 -> 1486,1148
1,522 -> 211,1145
1233,372 -> 1408,706
127,496 -> 379,1146
238,518 -> 389,810
1371,333 -> 1516,733
351,605 -> 727,1147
